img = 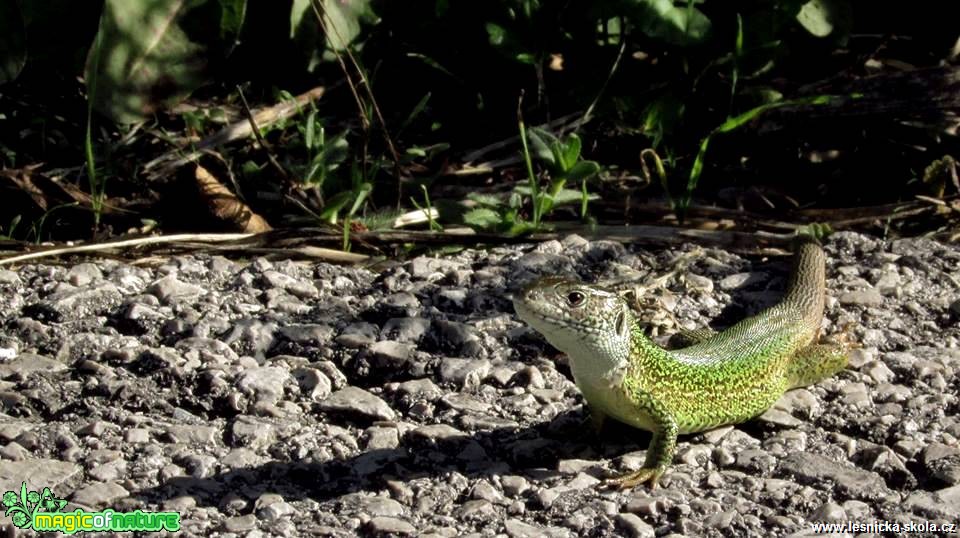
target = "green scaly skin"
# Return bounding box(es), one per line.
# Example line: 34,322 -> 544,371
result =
514,226 -> 849,489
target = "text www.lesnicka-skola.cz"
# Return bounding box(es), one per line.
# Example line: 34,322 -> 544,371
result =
809,520 -> 957,534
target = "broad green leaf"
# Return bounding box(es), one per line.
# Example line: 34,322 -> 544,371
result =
86,0 -> 247,123
485,22 -> 506,46
527,128 -> 557,165
291,0 -> 373,69
628,0 -> 711,46
560,134 -> 581,171
218,0 -> 246,55
551,188 -> 593,207
347,182 -> 372,218
0,0 -> 26,83
796,0 -> 850,38
467,193 -> 503,208
565,160 -> 600,182
463,208 -> 501,229
319,190 -> 354,223
515,52 -> 536,64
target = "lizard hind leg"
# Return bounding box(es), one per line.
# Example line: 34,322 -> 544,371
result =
786,343 -> 849,389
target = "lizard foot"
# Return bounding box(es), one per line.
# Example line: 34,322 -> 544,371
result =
602,467 -> 665,490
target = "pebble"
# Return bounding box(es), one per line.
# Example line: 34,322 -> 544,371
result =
320,387 -> 396,421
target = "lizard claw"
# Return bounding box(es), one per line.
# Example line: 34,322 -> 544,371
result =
601,467 -> 664,490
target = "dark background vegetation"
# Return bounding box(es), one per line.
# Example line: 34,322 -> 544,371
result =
1,0 -> 958,244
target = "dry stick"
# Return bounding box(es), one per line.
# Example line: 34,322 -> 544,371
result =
143,86 -> 326,174
0,233 -> 372,266
0,234 -> 254,266
310,0 -> 403,206
236,86 -> 291,183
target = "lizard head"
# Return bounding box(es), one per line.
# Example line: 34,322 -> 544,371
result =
513,277 -> 634,365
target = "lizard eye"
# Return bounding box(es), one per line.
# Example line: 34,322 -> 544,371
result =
566,291 -> 586,307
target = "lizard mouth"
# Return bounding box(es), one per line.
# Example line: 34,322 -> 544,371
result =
513,298 -> 603,337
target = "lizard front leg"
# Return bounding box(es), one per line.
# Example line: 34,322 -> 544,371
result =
604,386 -> 678,490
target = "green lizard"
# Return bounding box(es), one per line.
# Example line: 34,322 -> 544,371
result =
513,227 -> 849,489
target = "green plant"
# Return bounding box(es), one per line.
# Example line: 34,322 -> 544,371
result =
462,124 -> 601,234
317,158 -> 374,250
677,93 -> 846,217
298,108 -> 350,189
462,192 -> 536,236
411,184 -> 442,232
0,215 -> 21,240
84,15 -> 105,230
521,127 -> 601,225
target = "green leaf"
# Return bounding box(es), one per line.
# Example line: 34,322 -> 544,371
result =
560,134 -> 581,171
86,0 -> 247,123
463,208 -> 501,229
291,0 -> 373,68
527,127 -> 557,165
796,0 -> 850,38
347,182 -> 372,218
628,0 -> 712,46
467,193 -> 503,208
551,188 -> 592,207
217,0 -> 246,54
319,191 -> 354,223
515,52 -> 536,64
565,160 -> 600,182
485,22 -> 506,46
0,0 -> 27,84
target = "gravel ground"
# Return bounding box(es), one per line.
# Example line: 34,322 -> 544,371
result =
0,231 -> 958,537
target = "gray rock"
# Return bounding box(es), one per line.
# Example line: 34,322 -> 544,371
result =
163,424 -> 219,445
221,514 -> 258,532
36,282 -> 123,320
779,452 -> 888,500
719,272 -> 769,291
0,269 -> 21,285
439,358 -> 491,387
320,386 -> 395,421
235,366 -> 292,404
292,367 -> 333,400
429,320 -> 482,357
394,378 -> 443,401
807,502 -> 846,523
71,481 -> 129,508
838,288 -> 883,306
336,322 -> 379,348
0,353 -> 67,379
229,415 -> 277,450
501,475 -> 530,497
221,447 -> 266,468
757,408 -> 804,428
66,263 -> 103,286
364,426 -> 400,450
366,516 -> 416,535
148,275 -> 205,303
409,424 -> 468,442
557,459 -> 604,476
382,317 -> 431,343
924,443 -> 960,486
277,324 -> 336,345
615,513 -> 656,538
366,340 -> 415,367
903,484 -> 960,519
0,458 -> 81,493
504,519 -> 548,538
